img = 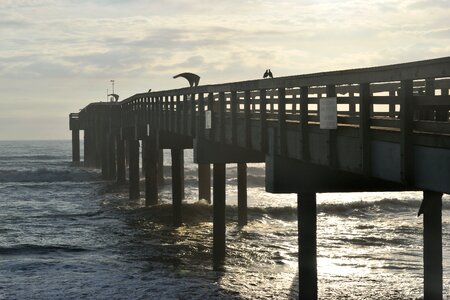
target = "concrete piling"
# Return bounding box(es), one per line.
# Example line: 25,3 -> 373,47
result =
128,139 -> 140,200
298,192 -> 317,300
116,137 -> 126,184
171,148 -> 183,227
237,163 -> 247,226
144,134 -> 159,206
213,163 -> 226,268
198,163 -> 211,203
422,190 -> 443,300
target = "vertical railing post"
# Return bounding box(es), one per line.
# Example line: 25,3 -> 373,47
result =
260,89 -> 267,153
399,80 -> 414,185
231,91 -> 238,145
278,87 -> 287,156
437,87 -> 449,121
359,83 -> 371,176
325,84 -> 338,168
183,94 -> 189,135
191,92 -> 196,136
208,92 -> 215,140
176,94 -> 181,134
389,90 -> 397,118
198,92 -> 205,137
219,92 -> 226,143
300,87 -> 310,161
244,90 -> 251,148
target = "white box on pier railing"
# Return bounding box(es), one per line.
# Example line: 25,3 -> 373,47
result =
205,111 -> 212,129
319,97 -> 337,129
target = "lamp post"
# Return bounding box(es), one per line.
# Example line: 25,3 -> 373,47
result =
110,79 -> 115,94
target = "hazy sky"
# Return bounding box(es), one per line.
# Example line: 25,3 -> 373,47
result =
1,0 -> 449,140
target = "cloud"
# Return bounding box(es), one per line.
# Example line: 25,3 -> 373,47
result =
425,28 -> 450,39
1,0 -> 450,139
408,0 -> 450,9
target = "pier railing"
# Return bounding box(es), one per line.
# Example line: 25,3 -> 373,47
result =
117,57 -> 450,136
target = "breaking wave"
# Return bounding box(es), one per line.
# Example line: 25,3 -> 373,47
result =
0,168 -> 99,183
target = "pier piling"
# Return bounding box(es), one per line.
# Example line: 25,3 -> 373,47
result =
213,163 -> 226,268
171,148 -> 183,227
298,192 -> 317,300
422,190 -> 443,300
144,134 -> 159,206
198,163 -> 211,203
128,139 -> 140,200
237,163 -> 247,226
116,137 -> 126,184
71,128 -> 80,163
158,151 -> 165,186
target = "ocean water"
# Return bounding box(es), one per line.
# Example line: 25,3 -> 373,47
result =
0,140 -> 449,299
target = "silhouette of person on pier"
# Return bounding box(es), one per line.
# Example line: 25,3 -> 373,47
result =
173,72 -> 200,87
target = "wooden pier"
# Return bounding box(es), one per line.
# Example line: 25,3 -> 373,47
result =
69,57 -> 450,299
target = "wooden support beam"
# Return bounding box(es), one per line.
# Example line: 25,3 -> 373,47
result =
171,148 -> 183,227
298,192 -> 317,300
421,190 -> 443,300
237,162 -> 247,226
213,163 -> 226,268
359,83 -> 371,176
198,163 -> 211,203
128,139 -> 140,200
